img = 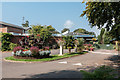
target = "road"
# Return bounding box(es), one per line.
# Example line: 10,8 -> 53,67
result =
1,49 -> 118,78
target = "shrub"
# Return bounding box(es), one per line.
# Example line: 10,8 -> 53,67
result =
39,50 -> 51,57
44,46 -> 50,50
1,33 -> 13,51
80,65 -> 117,79
30,46 -> 39,57
13,46 -> 24,53
9,43 -> 18,51
76,38 -> 84,52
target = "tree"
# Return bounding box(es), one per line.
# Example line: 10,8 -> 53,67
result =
47,25 -> 60,34
22,20 -> 29,27
63,36 -> 75,54
74,28 -> 88,34
76,38 -> 84,52
81,2 -> 120,50
61,28 -> 70,33
104,32 -> 112,44
100,28 -> 105,44
74,28 -> 96,37
29,25 -> 52,47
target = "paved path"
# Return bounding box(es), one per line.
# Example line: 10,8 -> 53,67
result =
1,49 -> 118,78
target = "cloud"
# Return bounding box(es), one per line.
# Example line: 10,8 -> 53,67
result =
64,20 -> 74,28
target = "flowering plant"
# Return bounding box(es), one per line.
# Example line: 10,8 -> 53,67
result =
30,46 -> 39,57
13,46 -> 24,53
23,49 -> 28,51
44,46 -> 50,50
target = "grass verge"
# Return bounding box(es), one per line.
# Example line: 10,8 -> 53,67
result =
5,51 -> 87,62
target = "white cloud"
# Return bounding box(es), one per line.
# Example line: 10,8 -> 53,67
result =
64,20 -> 74,29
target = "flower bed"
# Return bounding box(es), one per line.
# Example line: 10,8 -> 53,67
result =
12,46 -> 51,59
84,44 -> 95,51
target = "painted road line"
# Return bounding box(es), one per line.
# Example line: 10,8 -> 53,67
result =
73,63 -> 82,66
58,61 -> 67,64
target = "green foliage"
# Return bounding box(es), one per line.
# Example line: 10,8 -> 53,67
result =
94,44 -> 114,50
76,38 -> 84,52
61,28 -> 70,33
63,36 -> 75,48
81,2 -> 120,40
9,43 -> 18,51
1,33 -> 13,51
73,28 -> 96,37
22,20 -> 29,27
104,32 -> 112,44
109,23 -> 120,41
81,65 -> 117,79
97,35 -> 101,44
63,36 -> 75,53
29,25 -> 52,46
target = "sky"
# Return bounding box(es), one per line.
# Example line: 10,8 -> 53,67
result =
2,2 -> 100,35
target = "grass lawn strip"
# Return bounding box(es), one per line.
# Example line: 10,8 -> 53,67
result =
5,51 -> 87,62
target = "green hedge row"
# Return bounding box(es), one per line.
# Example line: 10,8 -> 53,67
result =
94,44 -> 114,50
0,33 -> 13,51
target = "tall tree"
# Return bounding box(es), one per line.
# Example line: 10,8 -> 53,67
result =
61,28 -> 70,33
74,28 -> 96,37
81,2 -> 120,50
47,25 -> 60,34
100,28 -> 105,44
22,20 -> 29,27
29,25 -> 52,46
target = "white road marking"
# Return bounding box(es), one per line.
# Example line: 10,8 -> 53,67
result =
73,63 -> 82,66
58,61 -> 67,64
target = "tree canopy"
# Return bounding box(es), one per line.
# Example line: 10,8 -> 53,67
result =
81,2 -> 120,40
22,20 -> 29,27
61,28 -> 70,33
73,28 -> 96,37
28,25 -> 52,44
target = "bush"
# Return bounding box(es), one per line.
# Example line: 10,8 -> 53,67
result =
30,46 -> 39,57
12,50 -> 51,58
80,65 -> 117,79
39,50 -> 51,57
1,33 -> 13,51
94,44 -> 114,50
13,46 -> 24,53
76,38 -> 84,52
9,43 -> 17,51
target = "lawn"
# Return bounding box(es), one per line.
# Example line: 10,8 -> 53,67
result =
5,51 -> 87,62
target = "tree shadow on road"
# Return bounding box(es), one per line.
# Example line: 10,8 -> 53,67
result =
24,70 -> 83,78
105,54 -> 120,77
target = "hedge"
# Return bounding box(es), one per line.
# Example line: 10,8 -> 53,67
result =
0,33 -> 13,51
94,44 -> 114,50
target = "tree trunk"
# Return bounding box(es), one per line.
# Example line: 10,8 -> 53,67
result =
118,41 -> 120,56
68,48 -> 71,54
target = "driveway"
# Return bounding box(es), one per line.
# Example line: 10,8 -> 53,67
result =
1,49 -> 119,78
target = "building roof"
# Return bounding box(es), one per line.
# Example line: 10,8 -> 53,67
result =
0,21 -> 24,29
23,27 -> 31,30
52,33 -> 94,38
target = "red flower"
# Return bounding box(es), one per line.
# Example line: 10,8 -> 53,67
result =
27,36 -> 29,38
22,37 -> 24,39
23,49 -> 28,51
37,34 -> 40,36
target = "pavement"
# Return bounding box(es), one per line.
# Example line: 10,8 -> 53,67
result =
1,49 -> 119,78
